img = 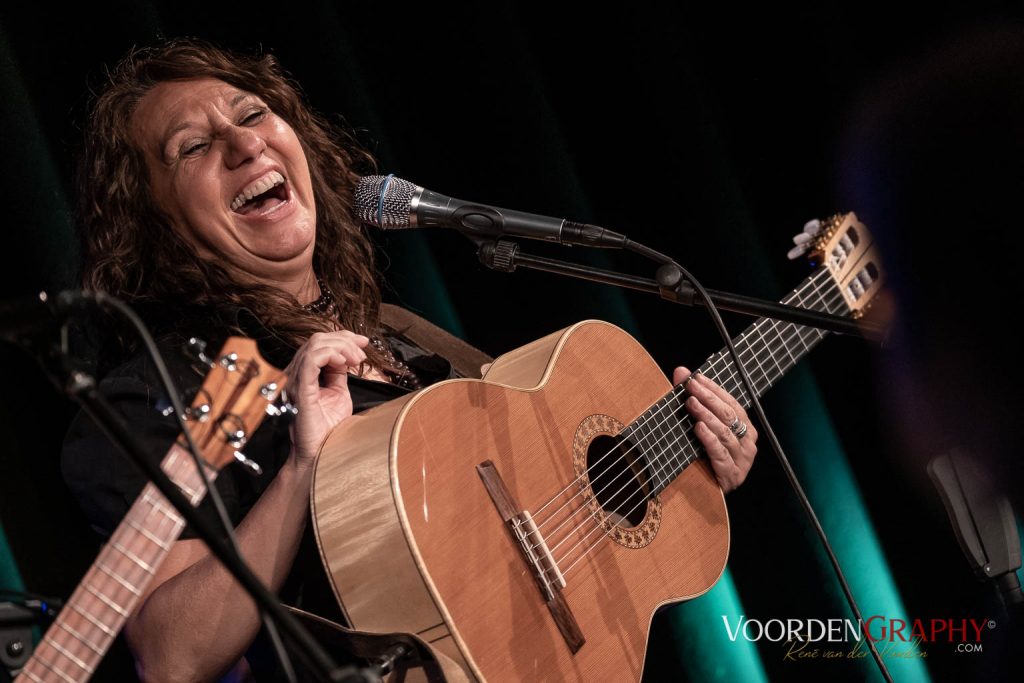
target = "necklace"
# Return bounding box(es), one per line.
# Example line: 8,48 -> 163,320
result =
302,279 -> 421,390
301,280 -> 335,314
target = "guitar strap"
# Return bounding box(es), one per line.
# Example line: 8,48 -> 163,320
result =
380,304 -> 493,378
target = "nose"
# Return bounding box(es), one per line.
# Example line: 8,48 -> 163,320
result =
222,125 -> 266,169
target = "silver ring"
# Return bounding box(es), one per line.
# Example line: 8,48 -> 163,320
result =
735,422 -> 749,439
728,417 -> 741,433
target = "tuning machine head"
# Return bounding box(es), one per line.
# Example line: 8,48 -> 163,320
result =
265,387 -> 298,421
186,337 -> 215,368
159,387 -> 212,421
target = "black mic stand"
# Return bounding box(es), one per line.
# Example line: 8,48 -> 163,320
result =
477,239 -> 886,341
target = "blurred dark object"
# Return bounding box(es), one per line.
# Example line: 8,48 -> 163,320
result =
0,601 -> 36,679
929,449 -> 1023,617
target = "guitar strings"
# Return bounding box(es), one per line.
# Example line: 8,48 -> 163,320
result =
528,267 -> 829,539
525,269 -> 841,572
556,302 -> 839,575
550,272 -> 844,566
552,279 -> 845,578
553,274 -> 847,578
530,266 -> 838,541
531,268 -> 839,556
547,276 -> 843,567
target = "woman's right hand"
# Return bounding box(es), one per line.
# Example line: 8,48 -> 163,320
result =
284,330 -> 370,465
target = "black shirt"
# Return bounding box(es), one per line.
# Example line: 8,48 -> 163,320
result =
60,317 -> 457,679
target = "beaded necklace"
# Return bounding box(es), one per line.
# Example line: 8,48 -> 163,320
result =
301,281 -> 421,390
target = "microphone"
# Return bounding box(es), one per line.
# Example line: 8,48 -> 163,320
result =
354,174 -> 628,248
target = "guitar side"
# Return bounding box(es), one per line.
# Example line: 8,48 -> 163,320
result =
311,320 -> 730,682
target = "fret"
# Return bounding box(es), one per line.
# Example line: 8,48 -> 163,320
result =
31,653 -> 76,683
771,319 -> 799,369
661,400 -> 690,478
110,541 -> 155,574
95,561 -> 143,597
20,670 -> 44,683
647,398 -> 676,482
46,641 -> 94,675
737,333 -> 770,393
627,419 -> 661,484
55,620 -> 104,655
125,516 -> 176,551
761,320 -> 787,381
67,603 -> 115,637
163,445 -> 214,504
172,477 -> 200,501
82,583 -> 129,618
140,491 -> 182,522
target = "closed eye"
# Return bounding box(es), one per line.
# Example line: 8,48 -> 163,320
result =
241,108 -> 268,125
181,140 -> 208,157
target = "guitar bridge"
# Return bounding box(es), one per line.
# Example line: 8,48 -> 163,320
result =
477,460 -> 585,654
511,511 -> 567,599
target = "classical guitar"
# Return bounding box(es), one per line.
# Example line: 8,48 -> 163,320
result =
311,213 -> 884,682
17,339 -> 287,683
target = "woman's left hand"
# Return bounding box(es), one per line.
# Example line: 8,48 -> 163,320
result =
674,367 -> 758,493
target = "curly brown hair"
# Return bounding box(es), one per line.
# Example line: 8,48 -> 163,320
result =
78,38 -> 390,367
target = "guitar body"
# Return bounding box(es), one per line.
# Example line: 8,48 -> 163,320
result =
312,320 -> 729,682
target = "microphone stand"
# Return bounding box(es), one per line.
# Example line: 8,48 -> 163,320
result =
476,239 -> 886,341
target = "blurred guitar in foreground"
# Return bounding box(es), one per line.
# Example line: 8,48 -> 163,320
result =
17,339 -> 285,683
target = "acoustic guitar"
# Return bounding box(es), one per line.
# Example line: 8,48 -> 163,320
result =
17,339 -> 286,683
311,213 -> 884,682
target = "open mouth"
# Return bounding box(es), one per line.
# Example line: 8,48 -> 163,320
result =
231,170 -> 290,216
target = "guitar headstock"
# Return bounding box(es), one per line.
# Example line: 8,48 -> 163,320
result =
803,212 -> 885,319
179,337 -> 288,473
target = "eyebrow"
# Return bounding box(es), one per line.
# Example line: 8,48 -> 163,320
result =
159,92 -> 258,153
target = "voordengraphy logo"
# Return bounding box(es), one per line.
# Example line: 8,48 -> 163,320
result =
721,616 -> 994,660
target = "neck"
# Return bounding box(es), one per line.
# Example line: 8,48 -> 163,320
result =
233,262 -> 320,304
292,269 -> 322,305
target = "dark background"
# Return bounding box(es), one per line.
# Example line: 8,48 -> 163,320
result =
2,2 -> 1023,681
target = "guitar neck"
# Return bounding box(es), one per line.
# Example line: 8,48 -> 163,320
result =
697,267 -> 849,405
624,268 -> 849,495
18,444 -> 214,683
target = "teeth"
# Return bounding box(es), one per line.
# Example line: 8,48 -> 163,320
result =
230,170 -> 285,211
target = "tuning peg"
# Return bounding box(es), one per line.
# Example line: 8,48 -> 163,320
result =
803,218 -> 822,236
787,217 -> 824,260
273,391 -> 299,422
185,337 -> 215,368
233,451 -> 263,476
159,387 -> 212,421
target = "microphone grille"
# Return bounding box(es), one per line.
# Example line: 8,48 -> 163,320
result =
354,175 -> 418,229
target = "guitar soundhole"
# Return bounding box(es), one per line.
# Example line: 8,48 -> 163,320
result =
585,434 -> 651,528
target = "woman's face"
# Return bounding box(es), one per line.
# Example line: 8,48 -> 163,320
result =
131,78 -> 317,282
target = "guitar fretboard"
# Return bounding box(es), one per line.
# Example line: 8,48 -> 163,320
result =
620,268 -> 849,495
17,444 -> 213,683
